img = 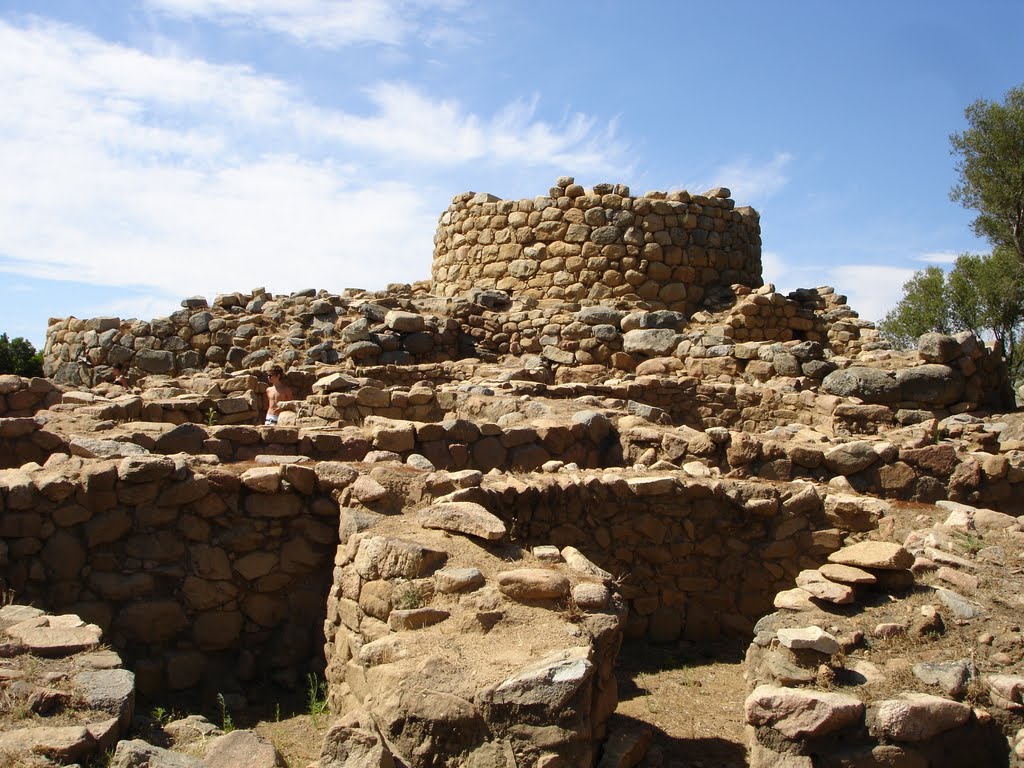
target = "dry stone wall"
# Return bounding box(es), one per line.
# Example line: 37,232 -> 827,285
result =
0,456 -> 341,699
431,178 -> 762,314
743,507 -> 1024,767
43,289 -> 461,385
474,473 -> 848,642
322,497 -> 627,767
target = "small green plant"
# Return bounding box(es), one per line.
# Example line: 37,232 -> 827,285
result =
205,407 -> 218,427
961,533 -> 985,554
217,693 -> 235,733
307,673 -> 329,726
393,583 -> 423,610
275,702 -> 281,722
151,705 -> 175,727
637,673 -> 658,713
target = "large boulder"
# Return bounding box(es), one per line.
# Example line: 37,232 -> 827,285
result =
821,367 -> 901,404
622,329 -> 679,357
917,333 -> 961,363
895,364 -> 964,406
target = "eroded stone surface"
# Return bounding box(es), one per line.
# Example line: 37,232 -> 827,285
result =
745,685 -> 864,739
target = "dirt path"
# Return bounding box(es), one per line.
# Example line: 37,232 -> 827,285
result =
614,639 -> 749,767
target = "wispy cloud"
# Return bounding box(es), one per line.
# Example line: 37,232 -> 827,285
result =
145,0 -> 468,48
913,251 -> 958,264
828,265 -> 917,324
708,152 -> 793,204
0,18 -> 627,301
760,251 -> 787,288
316,86 -> 628,171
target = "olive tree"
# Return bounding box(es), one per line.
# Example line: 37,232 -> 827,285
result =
950,83 -> 1024,260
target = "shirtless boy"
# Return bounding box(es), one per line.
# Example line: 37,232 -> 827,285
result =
265,365 -> 293,425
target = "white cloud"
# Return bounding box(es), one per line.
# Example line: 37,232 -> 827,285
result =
316,86 -> 628,172
145,0 -> 467,48
913,251 -> 958,264
760,251 -> 787,288
827,265 -> 917,324
0,18 -> 627,299
706,152 -> 793,205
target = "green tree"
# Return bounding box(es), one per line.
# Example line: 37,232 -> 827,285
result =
950,84 -> 1024,260
878,266 -> 951,348
879,251 -> 1024,380
948,247 -> 1024,376
0,333 -> 43,377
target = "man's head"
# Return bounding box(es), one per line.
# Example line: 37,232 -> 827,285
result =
269,365 -> 284,380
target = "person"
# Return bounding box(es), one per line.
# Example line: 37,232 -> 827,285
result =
264,365 -> 293,425
111,362 -> 130,387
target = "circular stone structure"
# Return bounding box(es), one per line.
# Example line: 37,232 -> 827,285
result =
431,177 -> 762,315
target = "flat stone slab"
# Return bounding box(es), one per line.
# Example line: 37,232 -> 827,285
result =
745,685 -> 864,739
827,541 -> 913,570
626,476 -> 677,495
819,563 -> 877,585
773,588 -> 816,611
794,570 -> 856,604
777,627 -> 841,655
433,567 -> 485,594
76,650 -> 124,670
0,604 -> 45,628
0,725 -> 96,763
867,693 -> 970,742
5,615 -> 102,656
388,608 -> 450,631
935,587 -> 984,620
483,647 -> 593,709
69,436 -> 150,459
497,569 -> 570,601
417,501 -> 507,540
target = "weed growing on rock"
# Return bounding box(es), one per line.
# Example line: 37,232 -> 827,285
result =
217,692 -> 234,733
306,674 -> 328,727
150,705 -> 175,727
393,583 -> 423,610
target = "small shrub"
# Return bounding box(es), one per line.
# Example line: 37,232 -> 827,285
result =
151,705 -> 176,727
306,673 -> 329,726
393,583 -> 423,610
216,693 -> 234,733
956,532 -> 985,554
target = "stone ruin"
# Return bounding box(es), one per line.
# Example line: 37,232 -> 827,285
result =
1,178 -> 1023,766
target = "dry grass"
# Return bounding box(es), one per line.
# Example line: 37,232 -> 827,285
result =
614,640 -> 748,768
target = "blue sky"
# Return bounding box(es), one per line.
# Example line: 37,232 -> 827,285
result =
1,1 -> 1022,348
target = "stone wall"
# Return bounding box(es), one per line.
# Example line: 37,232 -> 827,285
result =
743,509 -> 1024,767
475,473 -> 846,641
0,374 -> 60,417
431,178 -> 762,314
322,497 -> 627,767
0,456 -> 343,699
42,290 -> 461,384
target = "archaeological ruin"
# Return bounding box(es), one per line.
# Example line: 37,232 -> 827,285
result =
1,177 -> 1023,767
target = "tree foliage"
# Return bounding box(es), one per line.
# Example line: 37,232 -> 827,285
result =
878,250 -> 1024,379
0,333 -> 43,377
950,83 -> 1024,260
877,267 -> 951,349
